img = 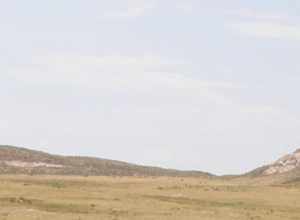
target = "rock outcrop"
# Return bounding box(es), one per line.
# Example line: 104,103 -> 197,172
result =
263,149 -> 300,175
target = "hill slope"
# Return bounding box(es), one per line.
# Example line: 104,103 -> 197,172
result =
244,148 -> 300,184
0,145 -> 212,177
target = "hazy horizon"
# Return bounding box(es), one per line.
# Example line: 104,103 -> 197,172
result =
1,0 -> 300,175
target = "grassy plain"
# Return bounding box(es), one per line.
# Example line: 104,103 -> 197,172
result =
0,175 -> 299,220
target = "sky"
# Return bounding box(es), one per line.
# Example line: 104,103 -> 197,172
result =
1,0 -> 300,175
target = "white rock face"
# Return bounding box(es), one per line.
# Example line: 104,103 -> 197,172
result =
263,149 -> 300,175
2,160 -> 64,168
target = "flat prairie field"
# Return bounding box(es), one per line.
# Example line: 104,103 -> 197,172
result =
0,175 -> 299,220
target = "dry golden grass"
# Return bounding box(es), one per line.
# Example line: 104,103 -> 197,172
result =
0,175 -> 299,219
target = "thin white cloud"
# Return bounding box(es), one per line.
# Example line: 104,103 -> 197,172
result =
6,53 -> 279,119
102,0 -> 155,19
6,53 -> 241,108
103,7 -> 149,19
240,105 -> 276,114
227,8 -> 300,41
165,5 -> 300,41
226,9 -> 291,22
9,53 -> 236,88
175,3 -> 193,14
230,21 -> 300,40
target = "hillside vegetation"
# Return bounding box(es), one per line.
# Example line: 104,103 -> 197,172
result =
0,145 -> 211,177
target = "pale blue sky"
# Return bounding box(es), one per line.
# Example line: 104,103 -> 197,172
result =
1,0 -> 300,174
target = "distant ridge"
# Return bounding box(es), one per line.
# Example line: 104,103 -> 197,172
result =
2,145 -> 300,182
0,145 -> 213,177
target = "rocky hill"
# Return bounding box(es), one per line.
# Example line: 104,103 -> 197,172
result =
244,148 -> 300,184
0,145 -> 212,177
263,149 -> 300,175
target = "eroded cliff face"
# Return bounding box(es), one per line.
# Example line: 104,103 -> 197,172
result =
263,149 -> 300,175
